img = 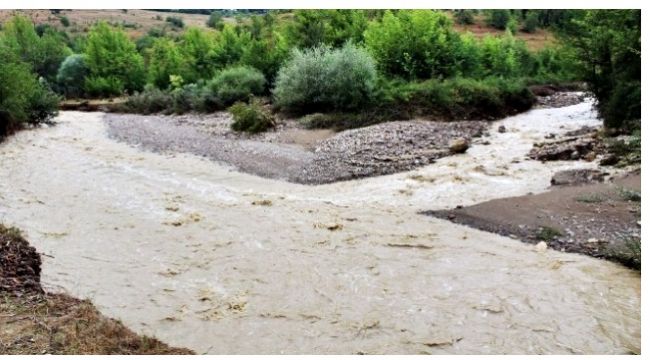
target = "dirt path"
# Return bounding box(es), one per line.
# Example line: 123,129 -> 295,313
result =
0,101 -> 640,354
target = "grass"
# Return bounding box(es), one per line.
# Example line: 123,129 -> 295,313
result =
606,237 -> 641,270
575,193 -> 606,203
535,226 -> 564,241
618,187 -> 641,202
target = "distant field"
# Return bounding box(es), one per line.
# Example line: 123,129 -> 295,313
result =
0,9 -> 214,38
0,9 -> 555,49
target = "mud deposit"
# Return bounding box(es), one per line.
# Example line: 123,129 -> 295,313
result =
104,112 -> 485,184
0,99 -> 640,354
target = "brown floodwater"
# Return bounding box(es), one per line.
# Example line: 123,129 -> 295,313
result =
0,100 -> 640,354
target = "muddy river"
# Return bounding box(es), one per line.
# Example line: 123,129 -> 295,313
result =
0,100 -> 640,354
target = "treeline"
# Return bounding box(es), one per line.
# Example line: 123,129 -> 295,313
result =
0,9 -> 640,136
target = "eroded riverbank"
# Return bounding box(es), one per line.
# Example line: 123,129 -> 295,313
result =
0,100 -> 640,354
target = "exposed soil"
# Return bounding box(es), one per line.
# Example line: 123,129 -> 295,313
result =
424,171 -> 641,268
105,113 -> 486,184
0,225 -> 193,355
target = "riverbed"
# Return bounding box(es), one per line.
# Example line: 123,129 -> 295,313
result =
0,100 -> 640,354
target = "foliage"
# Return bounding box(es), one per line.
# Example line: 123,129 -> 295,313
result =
84,22 -> 145,95
562,10 -> 640,130
122,84 -> 173,114
229,98 -> 275,133
273,43 -> 377,112
178,27 -> 218,82
486,10 -> 511,30
165,16 -> 185,29
146,38 -> 184,89
206,11 -> 225,30
453,10 -> 475,25
364,10 -> 460,79
205,66 -> 266,107
56,54 -> 89,97
0,15 -> 71,82
522,13 -> 539,33
0,46 -> 59,137
284,10 -> 368,48
60,16 -> 70,27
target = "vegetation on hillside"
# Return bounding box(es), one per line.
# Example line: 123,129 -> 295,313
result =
0,9 -> 641,136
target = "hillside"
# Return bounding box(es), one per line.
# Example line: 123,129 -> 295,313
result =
0,9 -> 555,48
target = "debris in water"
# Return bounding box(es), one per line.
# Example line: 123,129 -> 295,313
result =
423,336 -> 463,347
251,199 -> 273,206
314,222 -> 343,231
535,241 -> 548,252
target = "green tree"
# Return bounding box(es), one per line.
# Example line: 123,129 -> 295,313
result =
179,27 -> 218,82
562,10 -> 640,129
206,11 -> 225,30
56,54 -> 89,97
84,22 -> 145,95
146,38 -> 184,89
364,10 -> 460,79
486,10 -> 511,30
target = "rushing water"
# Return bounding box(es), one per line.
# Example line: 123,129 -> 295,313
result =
0,100 -> 640,354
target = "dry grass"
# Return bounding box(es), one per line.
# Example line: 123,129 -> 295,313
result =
0,9 -> 218,38
0,293 -> 194,354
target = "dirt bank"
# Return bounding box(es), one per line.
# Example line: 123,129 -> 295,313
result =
105,112 -> 485,184
424,171 -> 641,269
0,225 -> 193,355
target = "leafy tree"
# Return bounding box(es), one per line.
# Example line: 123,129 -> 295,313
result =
146,38 -> 184,89
56,54 -> 89,97
486,10 -> 511,30
454,10 -> 475,25
522,12 -> 539,33
60,16 -> 70,27
83,22 -> 145,95
206,11 -> 225,30
179,27 -> 218,82
284,10 -> 368,48
364,10 -> 460,79
0,15 -> 71,82
562,10 -> 640,129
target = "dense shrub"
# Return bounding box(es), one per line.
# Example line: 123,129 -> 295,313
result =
178,28 -> 218,82
229,99 -> 275,133
166,16 -> 185,28
206,12 -> 224,30
0,52 -> 59,137
563,10 -> 640,130
364,10 -> 461,79
84,22 -> 145,95
273,43 -> 377,112
522,13 -> 539,33
146,38 -> 184,89
60,16 -> 70,27
84,76 -> 124,98
486,10 -> 511,30
1,15 -> 71,82
205,66 -> 266,107
454,10 -> 475,25
121,84 -> 173,114
56,54 -> 89,97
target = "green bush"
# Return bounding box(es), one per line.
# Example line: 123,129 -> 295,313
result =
364,10 -> 460,79
171,83 -> 205,113
146,38 -> 184,89
0,53 -> 59,137
522,13 -> 539,33
84,76 -> 124,98
122,84 -> 173,114
454,10 -> 475,25
273,43 -> 377,112
56,54 -> 88,98
84,22 -> 145,94
166,16 -> 185,28
205,66 -> 266,107
229,99 -> 275,133
486,10 -> 511,30
60,16 -> 70,27
206,11 -> 224,30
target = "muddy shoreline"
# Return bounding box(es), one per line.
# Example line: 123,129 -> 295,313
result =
0,225 -> 193,355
